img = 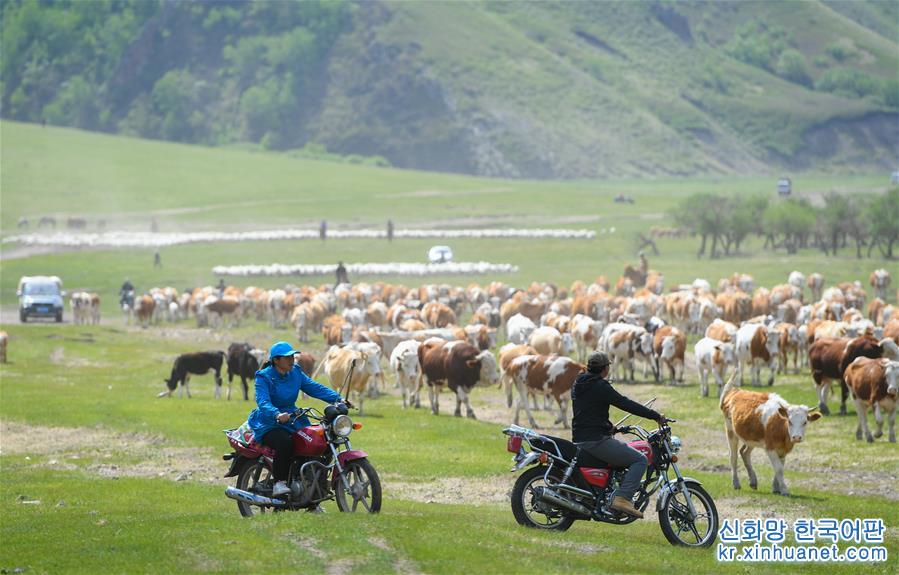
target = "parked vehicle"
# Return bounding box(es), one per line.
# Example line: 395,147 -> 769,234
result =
223,402 -> 381,516
503,417 -> 718,547
17,275 -> 65,323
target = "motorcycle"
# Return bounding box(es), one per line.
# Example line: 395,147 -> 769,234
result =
223,402 -> 381,516
502,414 -> 718,547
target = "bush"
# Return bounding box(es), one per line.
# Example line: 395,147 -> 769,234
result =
775,49 -> 811,87
815,67 -> 881,98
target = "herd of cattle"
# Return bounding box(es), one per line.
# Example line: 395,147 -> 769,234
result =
153,267 -> 897,440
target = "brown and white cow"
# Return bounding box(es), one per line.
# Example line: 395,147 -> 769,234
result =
734,323 -> 780,386
528,326 -> 574,357
720,380 -> 821,496
464,323 -> 496,351
705,318 -> 738,343
508,354 -> 585,429
773,322 -> 801,374
499,343 -> 538,408
807,273 -> 824,302
844,357 -> 899,443
419,339 -> 498,418
652,325 -> 686,384
808,335 -> 884,415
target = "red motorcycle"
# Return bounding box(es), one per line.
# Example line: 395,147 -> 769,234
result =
223,403 -> 381,515
503,417 -> 718,547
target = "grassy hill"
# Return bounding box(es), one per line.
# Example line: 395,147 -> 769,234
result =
1,0 -> 896,178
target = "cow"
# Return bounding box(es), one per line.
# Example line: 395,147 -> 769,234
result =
570,314 -> 603,362
886,319 -> 899,344
422,301 -> 457,328
787,271 -> 806,301
499,343 -> 538,408
506,313 -> 537,345
806,273 -> 824,302
389,340 -> 422,409
0,331 -> 7,363
734,323 -> 780,387
870,269 -> 892,301
419,339 -> 498,418
205,295 -> 242,328
808,336 -> 884,415
346,340 -> 386,397
70,291 -> 91,325
508,354 -> 585,429
652,325 -> 686,384
159,351 -> 226,399
773,322 -> 801,374
720,379 -> 821,496
295,351 -> 316,376
844,357 -> 899,443
601,323 -> 649,382
694,337 -> 736,397
312,346 -> 375,415
528,326 -> 574,357
705,318 -> 738,343
135,294 -> 155,329
464,323 -> 496,351
225,343 -> 263,401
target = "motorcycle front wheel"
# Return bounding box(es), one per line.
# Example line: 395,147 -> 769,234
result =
235,459 -> 273,517
657,481 -> 718,547
335,458 -> 382,513
511,465 -> 576,531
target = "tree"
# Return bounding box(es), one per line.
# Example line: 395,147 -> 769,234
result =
867,188 -> 899,258
817,193 -> 852,256
762,199 -> 815,254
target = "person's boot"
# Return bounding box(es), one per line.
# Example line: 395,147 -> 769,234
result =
610,496 -> 643,519
272,481 -> 290,497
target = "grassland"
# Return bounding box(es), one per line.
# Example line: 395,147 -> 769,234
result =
1,122 -> 897,573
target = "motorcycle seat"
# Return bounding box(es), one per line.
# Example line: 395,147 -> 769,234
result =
529,435 -> 610,468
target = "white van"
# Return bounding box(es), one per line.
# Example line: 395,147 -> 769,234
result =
17,275 -> 65,322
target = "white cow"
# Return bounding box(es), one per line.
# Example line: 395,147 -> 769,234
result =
506,313 -> 537,345
695,337 -> 736,397
389,340 -> 421,409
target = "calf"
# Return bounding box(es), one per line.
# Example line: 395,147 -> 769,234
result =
720,380 -> 821,496
694,337 -> 735,397
735,323 -> 780,386
390,340 -> 422,409
159,351 -> 226,398
135,295 -> 155,329
809,336 -> 884,415
844,357 -> 899,443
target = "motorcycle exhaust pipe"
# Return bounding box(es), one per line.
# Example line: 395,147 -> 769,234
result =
225,486 -> 288,507
536,487 -> 592,517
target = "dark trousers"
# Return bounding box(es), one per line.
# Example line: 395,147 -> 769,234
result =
578,437 -> 647,501
260,428 -> 293,481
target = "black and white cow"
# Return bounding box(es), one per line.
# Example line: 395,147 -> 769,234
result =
159,351 -> 226,398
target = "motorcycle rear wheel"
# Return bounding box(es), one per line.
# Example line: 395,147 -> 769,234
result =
511,466 -> 576,531
658,481 -> 718,547
235,459 -> 273,517
335,458 -> 382,513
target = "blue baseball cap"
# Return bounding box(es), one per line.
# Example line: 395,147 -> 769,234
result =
269,341 -> 299,359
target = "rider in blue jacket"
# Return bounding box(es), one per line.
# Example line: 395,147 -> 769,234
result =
248,341 -> 346,496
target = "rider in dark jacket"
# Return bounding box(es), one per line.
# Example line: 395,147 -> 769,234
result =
572,351 -> 666,519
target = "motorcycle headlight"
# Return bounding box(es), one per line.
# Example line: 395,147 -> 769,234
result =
670,435 -> 682,453
332,414 -> 353,438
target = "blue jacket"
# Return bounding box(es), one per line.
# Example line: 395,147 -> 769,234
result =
248,364 -> 342,440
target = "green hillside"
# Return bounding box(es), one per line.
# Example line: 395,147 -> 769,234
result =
2,0 -> 897,178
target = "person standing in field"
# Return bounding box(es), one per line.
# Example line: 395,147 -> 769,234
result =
320,220 -> 327,241
335,261 -> 349,286
154,251 -> 162,267
387,219 -> 394,242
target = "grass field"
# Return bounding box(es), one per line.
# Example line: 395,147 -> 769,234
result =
1,122 -> 897,573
